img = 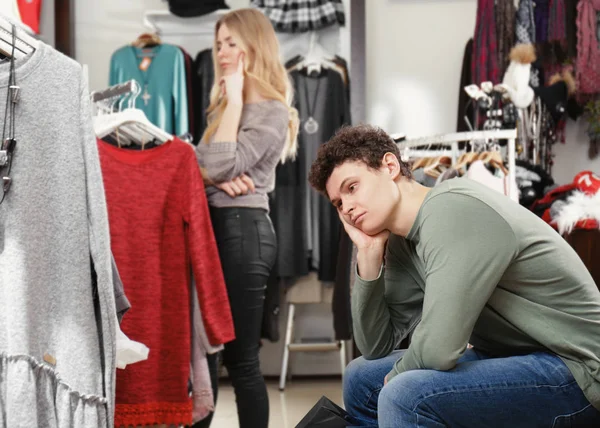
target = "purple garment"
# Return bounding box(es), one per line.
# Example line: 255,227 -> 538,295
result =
190,277 -> 223,423
548,0 -> 567,42
536,0 -> 550,43
472,0 -> 500,84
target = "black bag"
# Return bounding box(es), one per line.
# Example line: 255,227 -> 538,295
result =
295,396 -> 350,428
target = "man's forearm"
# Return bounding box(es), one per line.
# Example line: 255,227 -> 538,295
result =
352,273 -> 397,359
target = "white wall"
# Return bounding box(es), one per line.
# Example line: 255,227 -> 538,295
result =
366,0 -> 478,136
365,0 -> 598,184
552,121 -> 600,184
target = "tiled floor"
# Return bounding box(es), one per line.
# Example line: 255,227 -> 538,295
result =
211,378 -> 344,428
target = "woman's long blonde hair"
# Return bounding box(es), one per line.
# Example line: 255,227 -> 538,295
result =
202,8 -> 299,163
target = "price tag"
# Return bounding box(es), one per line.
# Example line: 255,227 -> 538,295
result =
139,57 -> 152,71
44,353 -> 57,366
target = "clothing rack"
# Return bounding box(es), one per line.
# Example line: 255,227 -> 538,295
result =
0,15 -> 37,59
398,129 -> 518,200
91,80 -> 137,103
401,149 -> 456,161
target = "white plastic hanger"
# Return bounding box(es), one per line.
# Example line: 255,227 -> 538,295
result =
293,32 -> 337,75
0,14 -> 37,60
93,81 -> 171,144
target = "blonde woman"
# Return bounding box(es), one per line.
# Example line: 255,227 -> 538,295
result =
195,8 -> 298,428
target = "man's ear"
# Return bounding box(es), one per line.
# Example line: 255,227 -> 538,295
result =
381,152 -> 401,180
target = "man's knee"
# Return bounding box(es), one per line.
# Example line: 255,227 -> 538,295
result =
343,357 -> 367,394
378,370 -> 428,417
343,357 -> 380,406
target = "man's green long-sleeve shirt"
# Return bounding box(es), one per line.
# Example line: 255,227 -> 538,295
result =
353,177 -> 600,410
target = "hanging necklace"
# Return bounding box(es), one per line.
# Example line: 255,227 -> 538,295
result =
303,72 -> 322,135
0,24 -> 18,206
131,45 -> 161,107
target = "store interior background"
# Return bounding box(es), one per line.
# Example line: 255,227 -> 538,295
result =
28,0 -> 598,423
60,0 -> 596,215
62,0 -> 595,186
36,0 -> 597,380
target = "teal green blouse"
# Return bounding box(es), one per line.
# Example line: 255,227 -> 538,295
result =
109,44 -> 189,136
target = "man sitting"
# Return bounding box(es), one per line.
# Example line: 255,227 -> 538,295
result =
308,125 -> 600,427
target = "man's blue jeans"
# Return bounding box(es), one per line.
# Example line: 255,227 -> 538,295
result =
343,349 -> 600,427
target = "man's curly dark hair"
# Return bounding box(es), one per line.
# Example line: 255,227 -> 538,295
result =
308,125 -> 412,196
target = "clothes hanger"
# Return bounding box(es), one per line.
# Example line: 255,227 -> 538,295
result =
424,156 -> 452,178
105,95 -> 138,146
132,32 -> 162,49
478,151 -> 509,175
94,82 -> 171,144
93,81 -> 150,146
0,15 -> 37,60
411,156 -> 430,171
291,32 -> 338,75
454,150 -> 479,172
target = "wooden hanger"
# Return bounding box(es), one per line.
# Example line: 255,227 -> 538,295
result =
454,151 -> 478,172
132,33 -> 162,49
478,151 -> 509,175
411,156 -> 431,171
424,156 -> 452,178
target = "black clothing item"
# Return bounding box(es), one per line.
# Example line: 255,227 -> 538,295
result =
270,63 -> 352,340
327,57 -> 353,341
516,159 -> 555,203
271,66 -> 350,281
332,55 -> 350,101
333,229 -> 352,340
192,49 -> 215,144
269,168 -> 310,278
534,80 -> 569,123
457,39 -> 475,132
192,352 -> 219,428
179,46 -> 195,140
566,0 -> 580,58
209,206 -> 276,428
168,0 -> 229,17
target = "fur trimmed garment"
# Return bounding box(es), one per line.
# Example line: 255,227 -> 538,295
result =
554,191 -> 600,234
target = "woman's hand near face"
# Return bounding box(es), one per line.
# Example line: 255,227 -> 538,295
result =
215,174 -> 255,198
220,54 -> 245,105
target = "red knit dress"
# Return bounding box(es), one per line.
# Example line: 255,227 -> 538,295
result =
97,138 -> 235,427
